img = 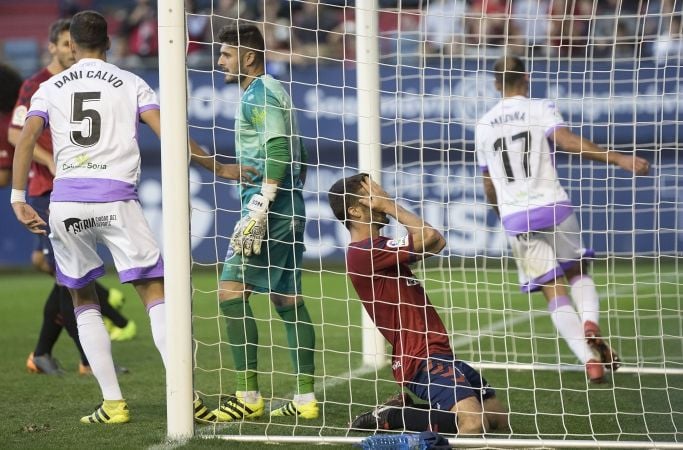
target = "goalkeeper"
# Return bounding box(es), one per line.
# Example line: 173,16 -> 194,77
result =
205,22 -> 317,422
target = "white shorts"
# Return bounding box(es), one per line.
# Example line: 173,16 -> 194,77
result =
509,213 -> 593,293
49,200 -> 164,289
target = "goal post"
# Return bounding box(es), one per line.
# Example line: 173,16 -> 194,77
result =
159,0 -> 683,446
158,0 -> 194,439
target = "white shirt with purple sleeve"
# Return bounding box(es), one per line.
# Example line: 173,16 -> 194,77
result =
475,95 -> 573,236
26,58 -> 160,203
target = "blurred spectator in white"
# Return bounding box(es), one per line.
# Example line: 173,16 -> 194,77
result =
653,14 -> 683,64
511,0 -> 550,56
115,0 -> 158,68
421,0 -> 468,57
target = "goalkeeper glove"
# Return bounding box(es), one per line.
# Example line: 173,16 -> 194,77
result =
231,184 -> 277,256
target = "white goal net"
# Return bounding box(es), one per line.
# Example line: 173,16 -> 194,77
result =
174,0 -> 683,446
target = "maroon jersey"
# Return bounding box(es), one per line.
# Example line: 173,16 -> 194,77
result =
346,234 -> 453,384
0,113 -> 12,170
10,67 -> 53,197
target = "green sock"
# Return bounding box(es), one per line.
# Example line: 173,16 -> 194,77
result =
220,298 -> 259,392
276,301 -> 316,395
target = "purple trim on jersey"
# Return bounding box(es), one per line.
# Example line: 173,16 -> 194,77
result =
548,295 -> 572,312
479,165 -> 488,172
146,299 -> 165,313
26,110 -> 48,128
502,201 -> 574,236
74,303 -> 102,317
56,264 -> 105,289
545,123 -> 566,139
520,265 -> 564,293
51,178 -> 138,202
119,256 -> 164,283
138,104 -> 160,115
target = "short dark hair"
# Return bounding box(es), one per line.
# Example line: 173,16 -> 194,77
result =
217,22 -> 265,63
48,18 -> 71,44
0,63 -> 22,113
328,173 -> 368,229
493,56 -> 526,87
70,10 -> 109,52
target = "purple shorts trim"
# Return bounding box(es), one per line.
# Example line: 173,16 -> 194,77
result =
56,264 -> 105,289
503,202 -> 574,236
520,265 -> 564,293
406,354 -> 495,411
119,256 -> 164,283
74,303 -> 101,317
27,110 -> 49,128
146,299 -> 165,313
51,178 -> 138,203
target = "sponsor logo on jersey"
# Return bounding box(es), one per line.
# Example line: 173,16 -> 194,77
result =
63,214 -> 116,234
11,105 -> 27,127
391,360 -> 402,370
62,153 -> 108,171
387,235 -> 409,248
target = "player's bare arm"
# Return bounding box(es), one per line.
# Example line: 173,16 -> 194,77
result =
481,171 -> 500,216
7,127 -> 56,175
11,115 -> 47,234
139,108 -> 257,182
360,177 -> 445,255
551,126 -> 650,175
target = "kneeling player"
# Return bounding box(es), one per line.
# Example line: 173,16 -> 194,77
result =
328,174 -> 508,434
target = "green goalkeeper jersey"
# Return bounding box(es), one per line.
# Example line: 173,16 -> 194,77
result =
236,74 -> 307,220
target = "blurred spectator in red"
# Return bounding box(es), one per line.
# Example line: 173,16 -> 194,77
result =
547,0 -> 593,57
0,63 -> 23,187
186,0 -> 211,67
115,0 -> 159,68
421,0 -> 468,57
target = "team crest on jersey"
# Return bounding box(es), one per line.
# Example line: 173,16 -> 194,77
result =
11,105 -> 27,127
63,215 -> 116,234
386,235 -> 409,248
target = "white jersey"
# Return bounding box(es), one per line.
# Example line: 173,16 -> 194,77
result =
475,95 -> 573,235
27,58 -> 159,203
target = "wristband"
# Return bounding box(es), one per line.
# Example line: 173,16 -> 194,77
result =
10,189 -> 26,204
260,183 -> 277,202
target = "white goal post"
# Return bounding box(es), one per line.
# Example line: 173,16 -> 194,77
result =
159,0 -> 683,446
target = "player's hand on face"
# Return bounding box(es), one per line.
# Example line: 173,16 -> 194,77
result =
11,203 -> 47,235
359,177 -> 393,213
216,164 -> 259,184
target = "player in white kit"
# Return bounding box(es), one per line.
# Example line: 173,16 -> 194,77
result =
475,56 -> 650,383
10,11 -> 251,423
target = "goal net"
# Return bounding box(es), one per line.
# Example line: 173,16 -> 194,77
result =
178,0 -> 683,446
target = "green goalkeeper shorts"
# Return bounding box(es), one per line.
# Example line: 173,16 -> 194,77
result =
221,216 -> 305,295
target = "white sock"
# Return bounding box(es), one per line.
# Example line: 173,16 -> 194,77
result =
147,300 -> 167,369
293,393 -> 316,405
236,391 -> 262,404
570,275 -> 600,326
75,306 -> 122,400
548,296 -> 594,364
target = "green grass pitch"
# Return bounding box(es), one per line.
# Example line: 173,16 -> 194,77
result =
0,258 -> 681,448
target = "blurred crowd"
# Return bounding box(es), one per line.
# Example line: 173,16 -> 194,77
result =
4,0 -> 683,72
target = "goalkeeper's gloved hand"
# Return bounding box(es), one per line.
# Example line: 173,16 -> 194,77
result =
231,184 -> 277,256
